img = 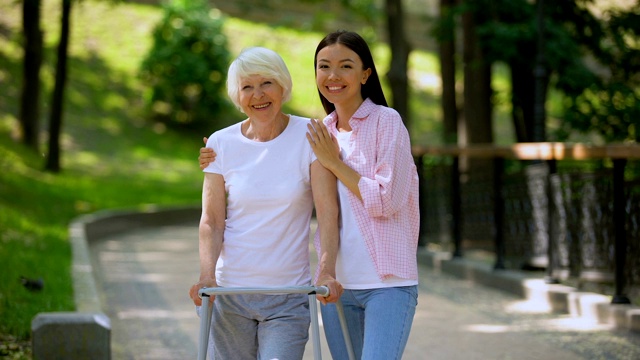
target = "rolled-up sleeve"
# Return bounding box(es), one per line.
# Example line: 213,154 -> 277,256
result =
358,110 -> 415,219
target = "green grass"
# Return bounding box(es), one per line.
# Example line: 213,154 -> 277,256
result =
0,0 -> 205,347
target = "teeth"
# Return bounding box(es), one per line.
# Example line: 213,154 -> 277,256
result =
328,86 -> 342,91
253,103 -> 269,109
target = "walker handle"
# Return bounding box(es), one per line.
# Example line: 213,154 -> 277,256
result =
198,285 -> 330,298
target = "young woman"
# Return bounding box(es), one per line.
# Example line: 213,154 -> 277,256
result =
306,30 -> 419,360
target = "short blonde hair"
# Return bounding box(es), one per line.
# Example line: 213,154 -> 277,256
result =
227,47 -> 293,112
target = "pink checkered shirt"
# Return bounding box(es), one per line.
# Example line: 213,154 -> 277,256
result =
324,98 -> 420,281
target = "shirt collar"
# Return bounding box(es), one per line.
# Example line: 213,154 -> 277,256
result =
352,98 -> 376,120
325,98 -> 376,130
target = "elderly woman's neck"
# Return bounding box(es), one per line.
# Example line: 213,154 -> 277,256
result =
243,113 -> 290,142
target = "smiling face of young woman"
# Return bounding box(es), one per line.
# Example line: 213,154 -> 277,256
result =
315,44 -> 371,110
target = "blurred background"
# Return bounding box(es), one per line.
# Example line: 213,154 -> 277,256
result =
1,0 -> 638,358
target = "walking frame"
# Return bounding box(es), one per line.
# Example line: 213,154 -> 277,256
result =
197,286 -> 356,360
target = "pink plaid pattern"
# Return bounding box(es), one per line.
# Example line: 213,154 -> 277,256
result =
325,98 -> 420,280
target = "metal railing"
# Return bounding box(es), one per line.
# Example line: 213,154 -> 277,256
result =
413,142 -> 640,304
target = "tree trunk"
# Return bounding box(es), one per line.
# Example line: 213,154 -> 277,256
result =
19,0 -> 43,151
439,0 -> 458,144
510,0 -> 549,143
45,0 -> 72,172
532,0 -> 547,142
460,4 -> 494,251
510,61 -> 535,142
462,9 -> 492,145
385,0 -> 411,131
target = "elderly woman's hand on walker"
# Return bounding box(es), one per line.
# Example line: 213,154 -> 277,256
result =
189,277 -> 217,306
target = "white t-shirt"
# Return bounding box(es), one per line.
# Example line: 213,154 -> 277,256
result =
335,131 -> 417,289
203,115 -> 316,288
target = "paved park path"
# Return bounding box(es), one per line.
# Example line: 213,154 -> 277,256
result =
89,223 -> 640,359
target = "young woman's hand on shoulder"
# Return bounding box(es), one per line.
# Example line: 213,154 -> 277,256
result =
306,119 -> 340,171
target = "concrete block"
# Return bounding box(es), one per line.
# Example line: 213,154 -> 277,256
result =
627,309 -> 640,332
522,279 -> 551,305
567,292 -> 582,317
416,248 -> 450,272
546,284 -> 576,314
595,302 -> 612,324
567,292 -> 610,322
32,312 -> 110,360
476,268 -> 528,298
441,257 -> 468,279
606,304 -> 632,329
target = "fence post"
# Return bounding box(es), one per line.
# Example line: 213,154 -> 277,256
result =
493,156 -> 505,270
612,158 -> 631,304
452,156 -> 462,258
415,154 -> 428,247
545,159 -> 559,284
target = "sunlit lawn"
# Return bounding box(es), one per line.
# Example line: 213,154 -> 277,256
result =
0,0 -> 205,347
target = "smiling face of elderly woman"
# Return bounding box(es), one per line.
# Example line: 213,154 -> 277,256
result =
226,47 -> 293,116
237,75 -> 285,123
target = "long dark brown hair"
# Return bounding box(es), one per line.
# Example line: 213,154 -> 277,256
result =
314,30 -> 388,115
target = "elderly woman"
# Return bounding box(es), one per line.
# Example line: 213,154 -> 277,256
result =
188,47 -> 342,360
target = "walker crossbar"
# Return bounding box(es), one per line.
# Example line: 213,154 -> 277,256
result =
198,285 -> 330,298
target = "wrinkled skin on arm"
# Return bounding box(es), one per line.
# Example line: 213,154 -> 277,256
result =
188,173 -> 225,306
310,160 -> 343,304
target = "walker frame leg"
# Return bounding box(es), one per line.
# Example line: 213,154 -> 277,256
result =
309,295 -> 323,360
197,295 -> 213,360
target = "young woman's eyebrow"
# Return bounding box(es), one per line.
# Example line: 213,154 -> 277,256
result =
317,58 -> 356,63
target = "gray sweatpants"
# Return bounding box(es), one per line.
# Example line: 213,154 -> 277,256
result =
212,293 -> 311,360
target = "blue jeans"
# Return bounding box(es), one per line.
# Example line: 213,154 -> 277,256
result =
321,286 -> 418,360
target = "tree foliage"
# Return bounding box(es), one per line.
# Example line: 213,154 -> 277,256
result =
440,0 -> 640,143
139,0 -> 232,133
555,3 -> 640,142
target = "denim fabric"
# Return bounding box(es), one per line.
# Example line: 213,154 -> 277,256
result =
321,286 -> 418,360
